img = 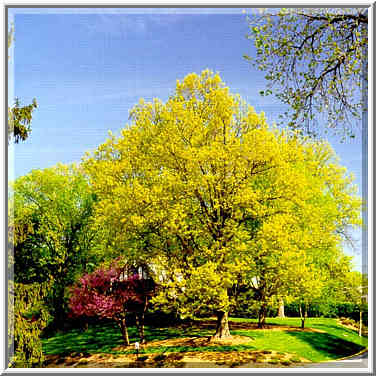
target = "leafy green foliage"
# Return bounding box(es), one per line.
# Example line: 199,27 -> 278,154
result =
314,267 -> 367,318
8,23 -> 14,52
10,164 -> 98,326
8,98 -> 38,144
246,8 -> 367,137
69,263 -> 154,344
10,280 -> 52,367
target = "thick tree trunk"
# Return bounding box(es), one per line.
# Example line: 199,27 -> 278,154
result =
135,312 -> 146,344
118,317 -> 130,346
258,304 -> 267,328
211,311 -> 231,340
277,299 -> 285,318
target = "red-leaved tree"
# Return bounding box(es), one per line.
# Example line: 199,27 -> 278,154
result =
69,264 -> 154,345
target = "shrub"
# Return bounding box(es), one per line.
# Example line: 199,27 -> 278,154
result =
282,302 -> 368,325
11,280 -> 52,367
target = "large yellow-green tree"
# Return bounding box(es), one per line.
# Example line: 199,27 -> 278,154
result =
84,70 -> 361,338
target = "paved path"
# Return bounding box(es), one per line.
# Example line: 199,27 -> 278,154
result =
299,350 -> 368,369
236,350 -> 369,369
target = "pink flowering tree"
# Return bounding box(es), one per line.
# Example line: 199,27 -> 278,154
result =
69,265 -> 154,345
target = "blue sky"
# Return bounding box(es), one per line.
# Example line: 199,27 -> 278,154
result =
8,8 -> 366,271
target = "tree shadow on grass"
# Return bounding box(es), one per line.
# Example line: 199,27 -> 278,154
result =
285,331 -> 365,360
310,322 -> 360,335
42,322 -> 194,356
42,323 -> 129,356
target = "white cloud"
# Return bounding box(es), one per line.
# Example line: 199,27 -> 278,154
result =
83,14 -> 147,38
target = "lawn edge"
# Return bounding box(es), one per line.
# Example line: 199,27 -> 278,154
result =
318,347 -> 368,363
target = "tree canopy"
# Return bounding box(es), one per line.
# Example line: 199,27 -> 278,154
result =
10,164 -> 98,325
69,263 -> 154,345
245,8 -> 368,138
84,70 -> 361,336
8,98 -> 38,144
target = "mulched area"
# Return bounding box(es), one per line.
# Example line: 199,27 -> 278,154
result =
337,318 -> 367,336
44,348 -> 308,368
112,334 -> 253,351
178,319 -> 325,333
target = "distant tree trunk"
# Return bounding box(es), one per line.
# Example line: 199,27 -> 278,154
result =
135,312 -> 145,344
211,311 -> 231,340
277,299 -> 285,318
50,284 -> 68,329
136,296 -> 148,344
258,303 -> 267,328
299,303 -> 308,329
118,317 -> 130,346
359,310 -> 362,337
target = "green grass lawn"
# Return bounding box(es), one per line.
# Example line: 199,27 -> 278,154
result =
42,317 -> 367,363
229,317 -> 367,362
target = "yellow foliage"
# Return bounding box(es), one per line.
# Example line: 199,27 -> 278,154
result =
83,70 -> 362,317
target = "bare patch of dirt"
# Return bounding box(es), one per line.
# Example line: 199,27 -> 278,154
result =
337,318 -> 367,336
178,319 -> 325,333
257,325 -> 325,333
113,334 -> 253,352
181,350 -> 309,366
